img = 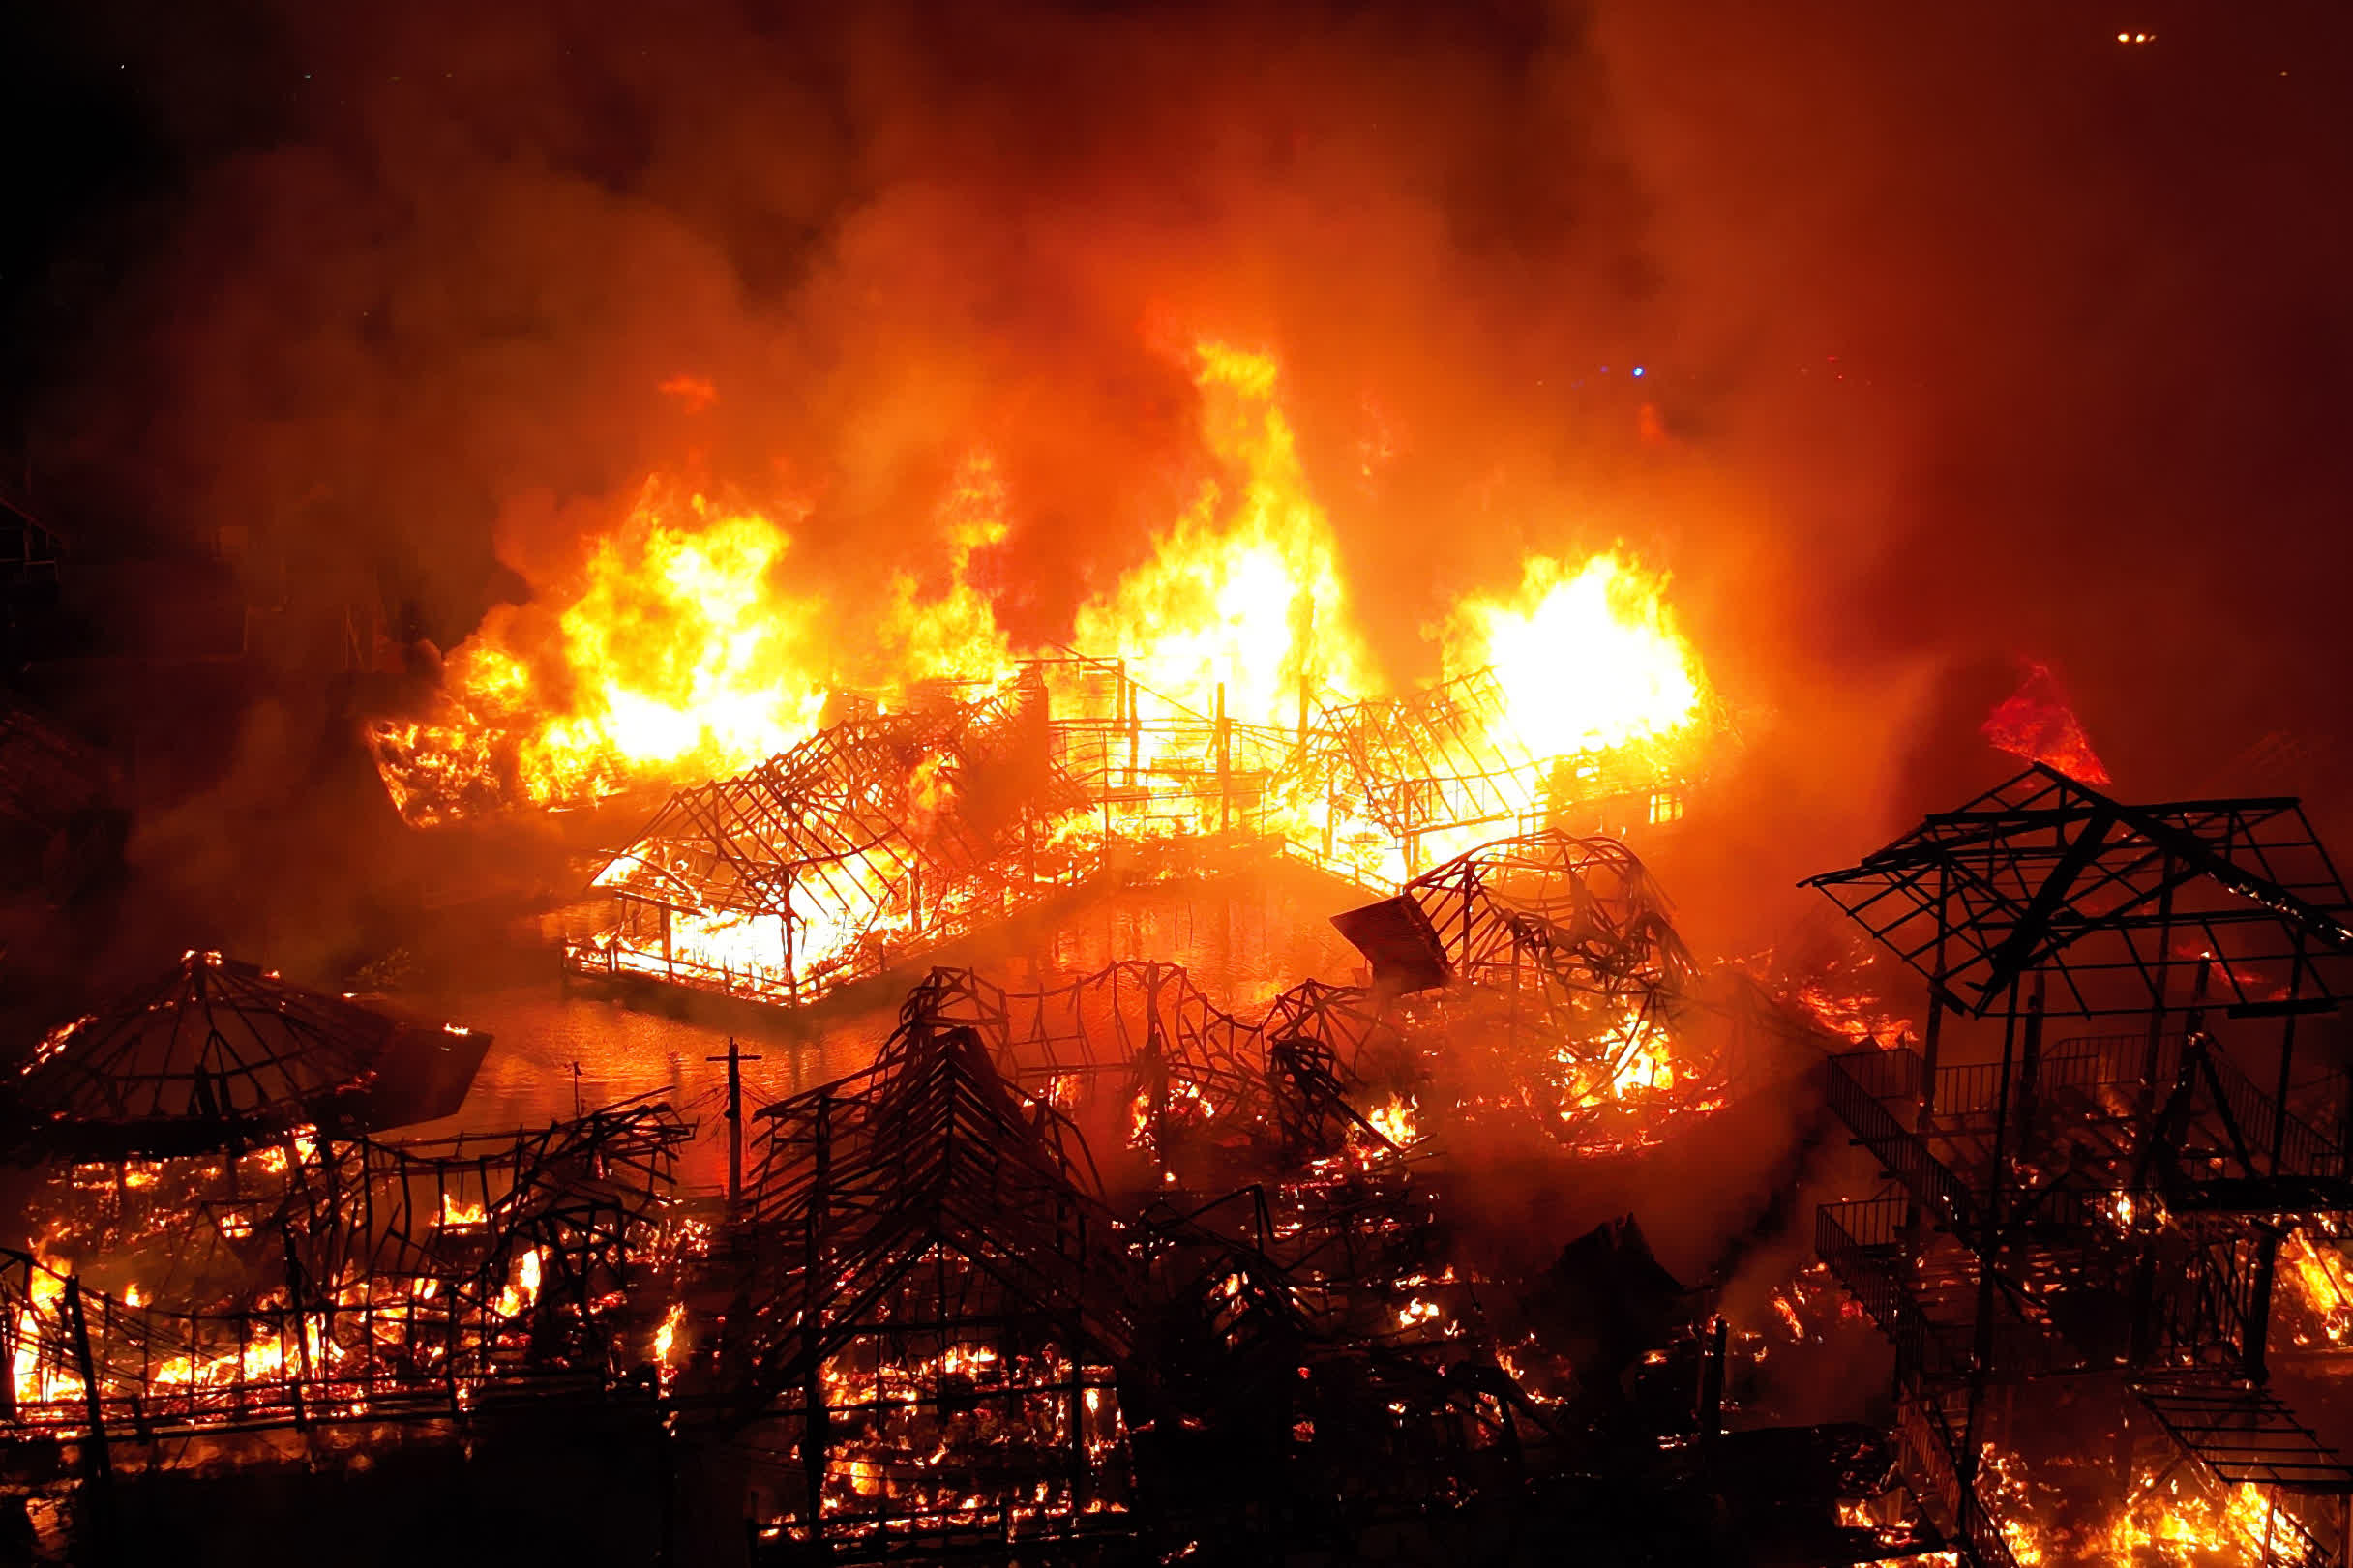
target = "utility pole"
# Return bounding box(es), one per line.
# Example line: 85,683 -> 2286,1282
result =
706,1037 -> 764,1211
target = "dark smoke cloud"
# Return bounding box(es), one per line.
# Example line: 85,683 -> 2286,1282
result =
1596,2 -> 2353,817
10,0 -> 2353,960
19,1 -> 1658,651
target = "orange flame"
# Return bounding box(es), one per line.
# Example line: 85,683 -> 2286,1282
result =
1982,662 -> 2109,784
1073,341 -> 1369,726
1367,1093 -> 1418,1147
372,339 -> 1719,879
1444,552 -> 1705,757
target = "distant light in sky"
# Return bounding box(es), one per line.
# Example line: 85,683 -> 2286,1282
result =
1631,366 -> 1646,378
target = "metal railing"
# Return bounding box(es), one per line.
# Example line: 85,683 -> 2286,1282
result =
1894,1387 -> 2024,1568
1824,1053 -> 1981,1230
1815,1198 -> 1974,1385
2201,1048 -> 2344,1183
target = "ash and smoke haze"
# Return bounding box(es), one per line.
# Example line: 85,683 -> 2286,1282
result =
9,0 -> 2353,948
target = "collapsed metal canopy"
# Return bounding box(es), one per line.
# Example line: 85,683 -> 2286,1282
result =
888,962 -> 1398,1173
734,1008 -> 1139,1403
721,1000 -> 1140,1542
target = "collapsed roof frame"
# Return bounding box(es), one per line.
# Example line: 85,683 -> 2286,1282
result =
712,961 -> 1546,1553
892,962 -> 1400,1175
1121,1196 -> 1548,1547
1337,830 -> 1716,1146
720,997 -> 1141,1548
571,652 -> 1715,1012
1028,651 -> 1302,843
1286,668 -> 1692,883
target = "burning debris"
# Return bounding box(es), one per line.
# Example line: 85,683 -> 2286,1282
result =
1,338 -> 2172,1568
877,962 -> 1394,1185
4,1090 -> 689,1502
702,1005 -> 1139,1553
0,800 -> 1974,1565
563,647 -> 1715,1011
1283,659 -> 1702,890
644,943 -> 1851,1563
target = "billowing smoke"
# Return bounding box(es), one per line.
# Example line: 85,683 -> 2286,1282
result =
11,0 -> 2353,962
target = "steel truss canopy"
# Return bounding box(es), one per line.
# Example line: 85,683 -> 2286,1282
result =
583,684 -> 1091,1003
1802,765 -> 2353,1018
884,962 -> 1398,1172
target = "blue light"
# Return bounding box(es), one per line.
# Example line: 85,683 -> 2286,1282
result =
1631,365 -> 1646,378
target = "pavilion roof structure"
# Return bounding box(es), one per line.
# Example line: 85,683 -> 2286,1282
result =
1802,765 -> 2353,1018
11,952 -> 418,1157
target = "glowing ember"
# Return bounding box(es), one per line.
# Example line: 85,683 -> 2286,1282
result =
1793,979 -> 1914,1049
2103,1473 -> 2316,1564
1395,1297 -> 1444,1330
1560,1001 -> 1679,1112
23,1015 -> 91,1076
654,1301 -> 687,1394
493,1245 -> 545,1319
11,1260 -> 77,1406
2282,1229 -> 2353,1346
438,1195 -> 489,1228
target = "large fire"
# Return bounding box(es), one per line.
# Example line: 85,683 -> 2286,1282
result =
1445,552 -> 1704,759
370,340 -> 1716,902
1071,340 -> 1371,729
371,488 -> 832,823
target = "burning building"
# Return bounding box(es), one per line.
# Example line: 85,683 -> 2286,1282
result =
41,748 -> 2353,1566
15,0 -> 2353,1561
1806,764 -> 2353,1566
573,680 -> 1090,1005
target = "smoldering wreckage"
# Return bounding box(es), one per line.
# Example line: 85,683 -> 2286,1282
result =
6,365 -> 2353,1568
